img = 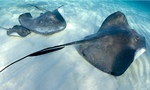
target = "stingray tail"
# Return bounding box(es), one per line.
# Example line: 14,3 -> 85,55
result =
0,56 -> 28,72
29,46 -> 65,56
0,26 -> 8,31
57,5 -> 64,9
27,4 -> 47,12
0,46 -> 65,73
0,39 -> 88,73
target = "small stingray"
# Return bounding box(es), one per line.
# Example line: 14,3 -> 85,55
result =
0,25 -> 31,37
19,5 -> 66,35
0,11 -> 146,76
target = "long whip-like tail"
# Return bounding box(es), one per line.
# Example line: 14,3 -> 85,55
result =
0,39 -> 88,73
27,4 -> 47,12
0,26 -> 9,31
27,4 -> 64,12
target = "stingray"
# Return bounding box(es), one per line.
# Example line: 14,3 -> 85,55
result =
0,25 -> 31,37
18,5 -> 66,35
0,11 -> 146,76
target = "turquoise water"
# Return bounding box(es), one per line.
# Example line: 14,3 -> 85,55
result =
0,0 -> 150,90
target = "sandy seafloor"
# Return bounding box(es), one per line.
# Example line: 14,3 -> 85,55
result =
0,0 -> 150,90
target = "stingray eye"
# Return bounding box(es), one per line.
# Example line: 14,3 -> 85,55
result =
134,35 -> 140,42
134,38 -> 137,42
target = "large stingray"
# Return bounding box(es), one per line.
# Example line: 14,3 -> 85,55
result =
18,5 -> 66,35
0,25 -> 31,37
0,11 -> 146,76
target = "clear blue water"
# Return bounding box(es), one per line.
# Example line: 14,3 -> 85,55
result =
0,0 -> 150,90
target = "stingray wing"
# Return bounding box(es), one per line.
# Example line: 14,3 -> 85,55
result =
98,11 -> 129,32
79,30 -> 136,76
19,10 -> 66,35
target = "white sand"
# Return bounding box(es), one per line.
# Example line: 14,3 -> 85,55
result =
0,0 -> 149,90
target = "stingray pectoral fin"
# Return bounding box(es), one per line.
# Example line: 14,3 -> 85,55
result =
19,13 -> 32,26
99,11 -> 129,31
19,13 -> 32,19
111,49 -> 136,76
18,13 -> 33,34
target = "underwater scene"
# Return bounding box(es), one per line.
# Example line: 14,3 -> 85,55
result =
0,0 -> 150,90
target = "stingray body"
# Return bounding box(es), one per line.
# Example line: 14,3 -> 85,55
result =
0,11 -> 146,76
0,25 -> 31,37
79,11 -> 146,76
19,6 -> 66,35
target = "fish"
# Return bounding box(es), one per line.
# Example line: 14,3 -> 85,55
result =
0,25 -> 31,37
18,5 -> 66,35
0,11 -> 146,76
79,11 -> 146,76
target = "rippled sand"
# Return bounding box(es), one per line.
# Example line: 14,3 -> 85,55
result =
0,1 -> 149,90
